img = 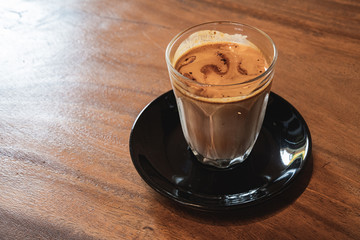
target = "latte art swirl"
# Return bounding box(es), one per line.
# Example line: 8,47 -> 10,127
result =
174,42 -> 268,85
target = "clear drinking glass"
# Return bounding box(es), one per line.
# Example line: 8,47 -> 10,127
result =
165,21 -> 277,168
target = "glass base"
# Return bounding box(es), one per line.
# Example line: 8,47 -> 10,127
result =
190,146 -> 254,169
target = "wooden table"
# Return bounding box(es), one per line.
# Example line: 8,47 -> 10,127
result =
1,0 -> 359,239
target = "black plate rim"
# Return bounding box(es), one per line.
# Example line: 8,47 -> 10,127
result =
129,90 -> 312,211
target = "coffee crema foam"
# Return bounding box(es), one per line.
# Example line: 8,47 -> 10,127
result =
173,41 -> 270,101
175,42 -> 267,85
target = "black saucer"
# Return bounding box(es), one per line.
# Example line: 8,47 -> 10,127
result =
129,90 -> 312,211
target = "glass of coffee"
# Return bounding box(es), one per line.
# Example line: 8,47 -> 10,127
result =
165,21 -> 277,168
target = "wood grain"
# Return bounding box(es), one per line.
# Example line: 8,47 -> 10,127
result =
0,0 -> 359,239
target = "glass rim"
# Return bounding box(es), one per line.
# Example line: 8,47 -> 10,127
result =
165,21 -> 278,87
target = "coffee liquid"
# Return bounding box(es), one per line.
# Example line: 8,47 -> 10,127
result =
173,42 -> 271,164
